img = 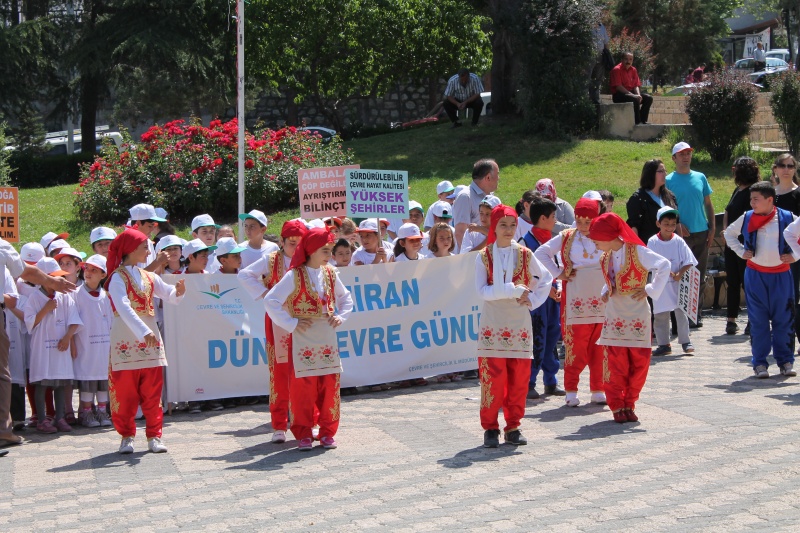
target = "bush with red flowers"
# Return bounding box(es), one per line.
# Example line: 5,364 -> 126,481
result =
73,118 -> 353,223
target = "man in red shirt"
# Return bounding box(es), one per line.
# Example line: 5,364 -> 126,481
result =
610,52 -> 653,125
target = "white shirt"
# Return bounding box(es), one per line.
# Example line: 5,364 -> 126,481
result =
264,266 -> 354,332
460,230 -> 487,254
513,217 -> 533,243
73,285 -> 113,380
393,252 -> 426,262
784,216 -> 800,258
238,251 -> 292,301
474,244 -> 553,310
350,247 -> 394,266
725,212 -> 798,268
239,240 -> 280,269
646,234 -> 698,314
0,239 -> 25,295
108,266 -> 183,341
600,244 -> 671,300
24,289 -> 83,382
534,231 -> 601,278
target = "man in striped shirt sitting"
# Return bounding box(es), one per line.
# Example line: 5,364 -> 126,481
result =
443,68 -> 485,128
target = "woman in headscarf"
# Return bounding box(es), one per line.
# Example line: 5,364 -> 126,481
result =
535,179 -> 575,226
106,228 -> 185,455
589,213 -> 670,424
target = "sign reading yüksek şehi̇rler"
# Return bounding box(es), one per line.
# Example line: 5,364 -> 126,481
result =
345,169 -> 409,218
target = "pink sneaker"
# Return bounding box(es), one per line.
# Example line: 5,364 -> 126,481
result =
297,438 -> 313,451
37,419 -> 57,434
55,418 -> 72,432
320,436 -> 337,449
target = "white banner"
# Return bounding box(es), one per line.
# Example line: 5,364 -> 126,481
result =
744,28 -> 771,59
162,254 -> 484,402
678,266 -> 701,324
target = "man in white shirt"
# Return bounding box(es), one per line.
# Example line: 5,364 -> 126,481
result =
443,68 -> 485,128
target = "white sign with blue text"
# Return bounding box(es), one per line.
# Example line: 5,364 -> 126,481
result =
162,254 -> 483,402
345,168 -> 409,218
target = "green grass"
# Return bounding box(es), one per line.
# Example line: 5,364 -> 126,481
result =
17,116 -> 774,252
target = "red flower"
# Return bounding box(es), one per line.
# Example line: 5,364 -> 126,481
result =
245,159 -> 254,169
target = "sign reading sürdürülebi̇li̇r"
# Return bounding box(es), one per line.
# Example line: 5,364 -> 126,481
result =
345,169 -> 409,218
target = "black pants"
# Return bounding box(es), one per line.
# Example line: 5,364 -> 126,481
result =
724,246 -> 747,319
443,98 -> 484,125
612,92 -> 653,124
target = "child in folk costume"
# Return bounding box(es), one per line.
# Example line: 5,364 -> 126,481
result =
265,227 -> 353,450
105,228 -> 185,454
23,258 -> 83,434
238,219 -> 308,444
519,196 -> 565,400
589,213 -> 670,423
73,255 -> 113,428
647,207 -> 698,356
728,182 -> 797,378
534,198 -> 608,407
476,205 -> 553,448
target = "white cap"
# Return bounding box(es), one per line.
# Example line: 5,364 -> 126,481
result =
154,207 -> 169,220
21,242 -> 46,264
480,195 -> 502,209
81,254 -> 107,272
129,203 -> 167,222
657,206 -> 680,221
40,231 -> 69,251
90,227 -> 117,244
671,141 -> 693,155
156,235 -> 185,253
182,238 -> 217,257
409,200 -> 424,213
215,237 -> 246,256
436,180 -> 455,195
306,218 -> 326,229
582,190 -> 602,201
396,223 -> 423,240
238,209 -> 268,227
191,214 -> 220,232
47,239 -> 70,254
357,219 -> 379,233
447,184 -> 468,199
36,257 -> 68,277
430,200 -> 454,219
53,247 -> 83,262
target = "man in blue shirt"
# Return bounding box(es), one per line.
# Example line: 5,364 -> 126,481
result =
666,142 -> 716,327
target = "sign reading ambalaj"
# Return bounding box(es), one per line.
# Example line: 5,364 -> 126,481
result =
346,169 -> 409,217
297,165 -> 359,219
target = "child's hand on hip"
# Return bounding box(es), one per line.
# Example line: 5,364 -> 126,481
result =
631,288 -> 648,301
295,318 -> 313,333
327,315 -> 343,328
143,333 -> 159,348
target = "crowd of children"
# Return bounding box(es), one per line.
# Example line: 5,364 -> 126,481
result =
11,150 -> 797,453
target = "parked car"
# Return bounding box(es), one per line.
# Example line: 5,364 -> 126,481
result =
766,48 -> 791,64
749,58 -> 790,85
4,126 -> 123,156
300,126 -> 336,143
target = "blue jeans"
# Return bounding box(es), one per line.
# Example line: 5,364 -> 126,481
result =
530,296 -> 561,387
745,268 -> 795,368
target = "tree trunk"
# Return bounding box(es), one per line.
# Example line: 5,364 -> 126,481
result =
80,73 -> 99,156
487,0 -> 522,115
285,88 -> 299,127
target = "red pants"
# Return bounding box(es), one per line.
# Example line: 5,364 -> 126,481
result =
109,366 -> 164,439
479,357 -> 531,432
563,323 -> 606,393
265,314 -> 293,431
603,346 -> 650,412
290,373 -> 340,440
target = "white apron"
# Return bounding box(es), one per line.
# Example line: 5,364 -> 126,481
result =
292,318 -> 342,377
565,266 -> 606,325
273,323 -> 291,364
477,298 -> 534,358
110,314 -> 167,371
597,294 -> 651,348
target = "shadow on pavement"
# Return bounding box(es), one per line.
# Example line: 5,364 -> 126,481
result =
705,376 -> 799,394
48,451 -> 143,472
766,392 -> 800,406
525,403 -> 606,423
437,445 -> 523,469
709,335 -> 750,345
649,354 -> 687,366
555,420 -> 646,441
194,440 -> 331,471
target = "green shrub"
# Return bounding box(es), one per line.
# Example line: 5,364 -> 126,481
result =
769,71 -> 800,156
684,70 -> 757,162
73,118 -> 354,224
0,123 -> 11,187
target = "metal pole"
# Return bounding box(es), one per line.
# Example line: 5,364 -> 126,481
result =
237,0 -> 246,239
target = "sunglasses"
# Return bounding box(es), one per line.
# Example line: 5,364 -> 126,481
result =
776,163 -> 796,169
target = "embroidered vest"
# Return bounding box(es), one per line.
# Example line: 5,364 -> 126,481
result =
263,250 -> 287,289
110,266 -> 155,317
560,228 -> 578,278
741,208 -> 793,255
287,265 -> 337,318
480,245 -> 532,287
600,243 -> 648,296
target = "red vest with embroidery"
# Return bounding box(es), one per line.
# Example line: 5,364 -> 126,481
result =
263,250 -> 286,289
287,265 -> 337,318
480,245 -> 532,287
560,228 -> 578,278
110,266 -> 155,316
600,243 -> 648,296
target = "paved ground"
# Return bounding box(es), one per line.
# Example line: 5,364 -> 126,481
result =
3,314 -> 800,532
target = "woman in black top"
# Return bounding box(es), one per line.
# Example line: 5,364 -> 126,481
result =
772,153 -> 800,344
626,159 -> 676,243
722,157 -> 760,334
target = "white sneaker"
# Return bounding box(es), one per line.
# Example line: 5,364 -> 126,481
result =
147,437 -> 168,453
135,406 -> 144,420
312,426 -> 320,440
271,430 -> 286,443
591,392 -> 607,405
96,410 -> 113,427
80,410 -> 100,428
754,365 -> 769,379
565,392 -> 580,407
119,437 -> 135,454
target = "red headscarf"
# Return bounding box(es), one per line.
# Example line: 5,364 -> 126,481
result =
289,227 -> 336,269
281,219 -> 309,239
104,228 -> 148,290
574,197 -> 601,220
487,204 -> 518,246
535,179 -> 557,202
588,213 -> 644,246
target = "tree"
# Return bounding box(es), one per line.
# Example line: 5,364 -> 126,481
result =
246,0 -> 491,131
0,122 -> 13,186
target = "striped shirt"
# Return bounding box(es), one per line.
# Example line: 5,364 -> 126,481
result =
444,73 -> 484,102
